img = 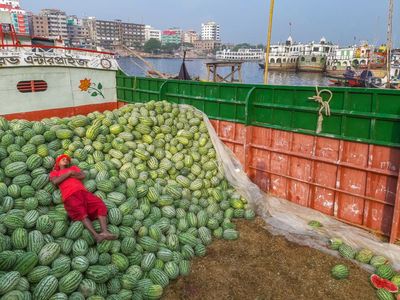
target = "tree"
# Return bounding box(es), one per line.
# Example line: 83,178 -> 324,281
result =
182,42 -> 194,49
144,38 -> 162,53
232,43 -> 253,51
161,43 -> 180,54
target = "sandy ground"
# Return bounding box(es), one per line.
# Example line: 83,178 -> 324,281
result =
163,218 -> 377,300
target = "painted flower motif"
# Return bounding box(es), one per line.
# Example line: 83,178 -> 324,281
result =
79,78 -> 91,91
78,78 -> 105,99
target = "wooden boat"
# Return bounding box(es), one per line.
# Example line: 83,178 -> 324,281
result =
2,13 -> 400,244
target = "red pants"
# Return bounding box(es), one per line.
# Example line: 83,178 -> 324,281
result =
64,190 -> 107,221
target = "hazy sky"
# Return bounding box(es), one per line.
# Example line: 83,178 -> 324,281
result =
22,0 -> 399,46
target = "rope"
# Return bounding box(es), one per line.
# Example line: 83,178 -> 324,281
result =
308,86 -> 333,134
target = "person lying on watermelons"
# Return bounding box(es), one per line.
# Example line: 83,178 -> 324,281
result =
50,154 -> 116,242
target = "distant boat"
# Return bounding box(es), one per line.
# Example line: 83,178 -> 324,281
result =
216,48 -> 264,61
328,69 -> 385,88
259,36 -> 299,72
296,37 -> 336,73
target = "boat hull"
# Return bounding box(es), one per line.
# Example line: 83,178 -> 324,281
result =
297,64 -> 325,72
0,66 -> 117,116
298,55 -> 326,72
115,74 -> 400,243
259,62 -> 297,71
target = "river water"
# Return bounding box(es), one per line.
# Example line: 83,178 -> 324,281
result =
117,56 -> 331,86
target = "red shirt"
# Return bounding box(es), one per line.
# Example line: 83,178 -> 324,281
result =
50,166 -> 86,200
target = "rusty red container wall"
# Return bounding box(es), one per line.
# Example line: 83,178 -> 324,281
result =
211,120 -> 400,241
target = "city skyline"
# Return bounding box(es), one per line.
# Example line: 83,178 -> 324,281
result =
22,0 -> 399,47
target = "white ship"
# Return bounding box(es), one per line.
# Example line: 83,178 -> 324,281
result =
326,44 -> 370,76
216,48 -> 264,61
297,37 -> 336,72
259,36 -> 302,71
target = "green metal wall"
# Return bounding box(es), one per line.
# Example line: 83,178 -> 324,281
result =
116,71 -> 400,147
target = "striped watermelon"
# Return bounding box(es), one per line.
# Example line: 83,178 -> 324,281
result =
39,243 -> 61,266
0,271 -> 21,295
33,275 -> 59,300
59,270 -> 83,294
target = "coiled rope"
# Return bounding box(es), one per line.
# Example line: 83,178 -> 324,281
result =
308,86 -> 333,134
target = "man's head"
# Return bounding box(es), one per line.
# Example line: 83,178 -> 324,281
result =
54,154 -> 71,170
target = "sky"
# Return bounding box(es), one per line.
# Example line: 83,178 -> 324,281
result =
22,0 -> 399,47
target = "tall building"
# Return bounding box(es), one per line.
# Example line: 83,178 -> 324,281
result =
28,13 -> 49,37
89,18 -> 145,50
0,0 -> 29,34
67,16 -> 93,48
120,21 -> 145,48
39,9 -> 68,40
183,30 -> 199,44
161,28 -> 182,45
145,25 -> 161,41
201,21 -> 220,41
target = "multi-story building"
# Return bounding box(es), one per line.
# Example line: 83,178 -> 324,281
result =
93,19 -> 120,49
194,40 -> 221,52
183,30 -> 199,44
145,25 -> 161,41
39,9 -> 68,40
0,0 -> 29,34
201,21 -> 220,41
161,28 -> 182,45
120,21 -> 145,48
67,15 -> 93,48
28,13 -> 49,37
89,18 -> 145,50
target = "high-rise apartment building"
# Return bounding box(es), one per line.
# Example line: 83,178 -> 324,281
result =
145,25 -> 161,41
28,13 -> 49,37
89,18 -> 145,50
120,21 -> 145,48
67,16 -> 93,48
0,0 -> 29,34
201,21 -> 220,41
161,28 -> 182,45
39,9 -> 68,39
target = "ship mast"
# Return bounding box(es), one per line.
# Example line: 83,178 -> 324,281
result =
263,0 -> 275,84
386,0 -> 394,87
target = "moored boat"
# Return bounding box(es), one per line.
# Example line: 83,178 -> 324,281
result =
0,12 -> 119,120
297,37 -> 336,72
1,11 -> 400,245
259,36 -> 300,72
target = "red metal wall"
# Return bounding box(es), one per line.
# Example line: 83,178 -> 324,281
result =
210,120 -> 400,242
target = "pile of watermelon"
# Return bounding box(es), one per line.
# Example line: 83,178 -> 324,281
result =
0,101 -> 255,300
328,238 -> 400,299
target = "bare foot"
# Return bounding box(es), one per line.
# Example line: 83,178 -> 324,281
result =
100,231 -> 117,241
94,234 -> 105,243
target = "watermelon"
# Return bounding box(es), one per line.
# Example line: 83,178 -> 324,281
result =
59,270 -> 83,294
338,244 -> 356,260
0,271 -> 21,295
331,264 -> 349,279
376,265 -> 396,280
0,102 -> 258,300
39,243 -> 61,266
371,274 -> 399,293
371,256 -> 389,268
33,275 -> 59,300
13,252 -> 39,276
376,289 -> 395,300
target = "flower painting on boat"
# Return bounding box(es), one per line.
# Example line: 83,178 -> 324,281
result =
79,78 -> 105,98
